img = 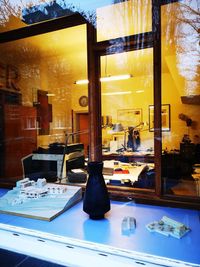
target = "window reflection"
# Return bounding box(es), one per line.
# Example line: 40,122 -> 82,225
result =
0,25 -> 88,181
161,1 -> 200,197
97,0 -> 152,41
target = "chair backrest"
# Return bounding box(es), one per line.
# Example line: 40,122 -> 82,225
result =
21,154 -> 33,178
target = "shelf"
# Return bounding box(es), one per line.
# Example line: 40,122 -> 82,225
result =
0,89 -> 22,105
181,95 -> 200,105
0,88 -> 21,94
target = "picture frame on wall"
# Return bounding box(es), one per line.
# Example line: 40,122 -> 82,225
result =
117,108 -> 142,128
149,104 -> 170,132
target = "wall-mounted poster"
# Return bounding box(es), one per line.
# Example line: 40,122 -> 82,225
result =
149,104 -> 170,132
117,109 -> 142,128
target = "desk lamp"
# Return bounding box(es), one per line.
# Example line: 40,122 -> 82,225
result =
111,122 -> 145,152
126,122 -> 147,151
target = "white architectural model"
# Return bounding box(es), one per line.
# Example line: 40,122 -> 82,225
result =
146,216 -> 190,239
121,216 -> 136,235
0,178 -> 82,220
11,178 -> 67,205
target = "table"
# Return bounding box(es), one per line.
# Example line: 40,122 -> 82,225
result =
0,188 -> 199,267
192,173 -> 200,196
103,152 -> 154,163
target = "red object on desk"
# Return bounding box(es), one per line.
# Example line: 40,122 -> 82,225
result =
114,170 -> 129,174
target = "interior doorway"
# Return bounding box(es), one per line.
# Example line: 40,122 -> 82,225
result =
73,111 -> 89,157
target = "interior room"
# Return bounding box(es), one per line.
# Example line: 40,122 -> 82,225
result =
0,0 -> 199,202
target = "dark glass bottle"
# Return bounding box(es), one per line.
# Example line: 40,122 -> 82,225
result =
83,161 -> 110,220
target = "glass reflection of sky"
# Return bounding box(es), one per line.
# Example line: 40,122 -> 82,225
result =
10,0 -> 114,12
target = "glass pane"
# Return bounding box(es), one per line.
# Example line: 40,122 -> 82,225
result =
0,0 -> 152,39
101,48 -> 155,190
161,1 -> 200,197
97,0 -> 152,41
0,0 -> 103,32
0,1 -> 27,32
0,24 -> 88,183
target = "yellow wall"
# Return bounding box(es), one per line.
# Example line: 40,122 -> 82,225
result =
162,73 -> 200,151
161,2 -> 200,150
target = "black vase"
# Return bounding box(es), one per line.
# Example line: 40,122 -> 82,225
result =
83,161 -> 110,220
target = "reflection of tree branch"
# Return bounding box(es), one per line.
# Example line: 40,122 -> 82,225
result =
177,2 -> 200,34
0,0 -> 29,24
179,17 -> 199,33
0,0 -> 18,24
1,0 -> 97,28
0,0 -> 18,15
2,0 -> 19,15
180,2 -> 200,17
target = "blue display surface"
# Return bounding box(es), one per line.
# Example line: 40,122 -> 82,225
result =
0,188 -> 200,265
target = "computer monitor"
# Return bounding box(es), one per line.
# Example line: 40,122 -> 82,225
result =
22,143 -> 85,182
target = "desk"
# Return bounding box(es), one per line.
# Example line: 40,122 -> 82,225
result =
103,152 -> 154,163
0,188 -> 199,267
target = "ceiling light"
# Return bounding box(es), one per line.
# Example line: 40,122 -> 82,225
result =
136,90 -> 144,93
100,74 -> 132,82
46,93 -> 55,96
74,79 -> 89,85
75,74 -> 132,84
102,91 -> 132,96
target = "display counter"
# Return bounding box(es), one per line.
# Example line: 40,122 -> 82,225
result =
0,188 -> 199,267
